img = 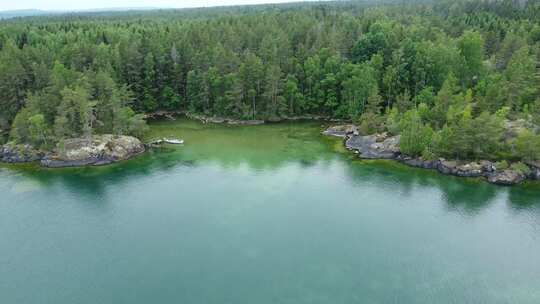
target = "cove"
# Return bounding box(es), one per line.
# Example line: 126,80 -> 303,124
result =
1,118 -> 540,304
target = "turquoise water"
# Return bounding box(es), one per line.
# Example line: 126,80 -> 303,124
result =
1,119 -> 540,304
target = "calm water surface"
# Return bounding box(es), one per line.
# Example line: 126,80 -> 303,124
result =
1,119 -> 540,304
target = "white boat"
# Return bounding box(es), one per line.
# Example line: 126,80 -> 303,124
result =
163,138 -> 184,144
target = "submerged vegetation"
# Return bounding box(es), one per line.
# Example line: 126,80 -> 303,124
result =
0,0 -> 539,165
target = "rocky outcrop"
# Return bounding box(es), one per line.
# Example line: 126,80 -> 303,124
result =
0,143 -> 43,163
526,162 -> 540,180
401,157 -> 527,185
395,155 -> 438,169
396,157 -> 495,178
322,124 -> 359,138
487,170 -> 526,185
40,135 -> 145,168
186,113 -> 264,125
188,113 -> 345,125
345,133 -> 400,159
323,124 -> 538,186
436,160 -> 486,177
144,110 -> 183,120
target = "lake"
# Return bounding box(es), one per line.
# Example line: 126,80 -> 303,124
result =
1,119 -> 540,304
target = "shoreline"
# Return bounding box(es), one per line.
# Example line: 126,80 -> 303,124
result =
2,118 -> 538,187
323,125 -> 540,186
146,111 -> 347,125
0,134 -> 146,169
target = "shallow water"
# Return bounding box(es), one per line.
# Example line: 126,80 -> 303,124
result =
1,119 -> 540,304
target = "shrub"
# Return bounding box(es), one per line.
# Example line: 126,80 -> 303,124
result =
358,112 -> 384,135
385,107 -> 400,135
422,148 -> 437,160
511,162 -> 532,176
494,160 -> 509,170
399,109 -> 434,157
514,129 -> 540,162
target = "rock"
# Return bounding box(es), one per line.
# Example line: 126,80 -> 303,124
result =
0,143 -> 43,163
186,113 -> 264,125
437,160 -> 458,175
526,161 -> 540,180
479,160 -> 496,173
144,111 -> 182,120
373,133 -> 386,142
455,162 -> 484,177
397,157 -> 494,178
531,167 -> 540,180
345,134 -> 400,159
436,160 -> 486,177
322,124 -> 358,138
487,170 -> 526,185
396,155 -> 438,169
40,135 -> 144,168
284,115 -> 328,121
227,119 -> 265,125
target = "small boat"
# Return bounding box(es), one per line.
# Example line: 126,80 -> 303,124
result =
163,138 -> 184,145
146,138 -> 184,146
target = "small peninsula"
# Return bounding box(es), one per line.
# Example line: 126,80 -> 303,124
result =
323,124 -> 540,185
1,135 -> 145,168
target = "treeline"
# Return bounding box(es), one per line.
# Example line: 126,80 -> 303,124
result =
0,0 -> 539,162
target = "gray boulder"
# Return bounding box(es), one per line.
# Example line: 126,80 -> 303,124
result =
436,160 -> 487,177
487,170 -> 526,185
455,162 -> 485,177
1,143 -> 43,163
41,135 -> 144,168
396,155 -> 438,169
437,160 -> 458,175
531,167 -> 540,180
525,162 -> 540,180
479,160 -> 496,173
346,133 -> 400,159
322,124 -> 359,138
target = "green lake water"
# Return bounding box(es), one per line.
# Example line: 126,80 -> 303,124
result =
1,119 -> 540,304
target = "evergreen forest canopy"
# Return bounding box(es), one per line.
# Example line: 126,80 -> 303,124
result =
0,0 -> 539,163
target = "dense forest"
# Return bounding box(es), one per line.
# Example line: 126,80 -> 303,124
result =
0,0 -> 539,163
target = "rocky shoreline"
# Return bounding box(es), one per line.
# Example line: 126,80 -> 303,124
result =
324,125 -> 540,186
186,112 -> 345,125
3,120 -> 536,183
1,135 -> 145,168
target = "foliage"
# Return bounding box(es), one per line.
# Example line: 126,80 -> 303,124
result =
511,162 -> 532,176
495,160 -> 510,171
399,109 -> 434,157
514,130 -> 540,162
432,106 -> 504,160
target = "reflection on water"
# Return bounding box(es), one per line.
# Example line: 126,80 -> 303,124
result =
342,160 -> 502,215
1,118 -> 540,304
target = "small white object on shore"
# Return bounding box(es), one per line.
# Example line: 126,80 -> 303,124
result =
163,138 -> 184,144
147,138 -> 184,146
